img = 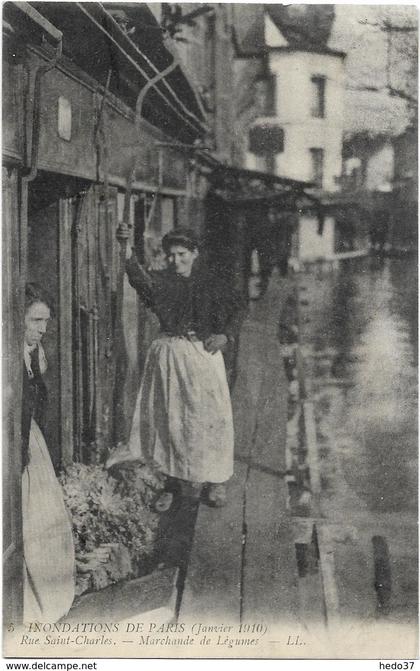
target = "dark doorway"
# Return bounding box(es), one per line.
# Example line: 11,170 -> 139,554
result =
28,183 -> 61,468
27,172 -> 86,468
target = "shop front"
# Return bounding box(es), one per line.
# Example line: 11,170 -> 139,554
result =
3,1 -> 206,621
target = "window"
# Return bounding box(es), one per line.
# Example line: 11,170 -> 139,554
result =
254,77 -> 275,116
310,75 -> 326,118
310,148 -> 324,188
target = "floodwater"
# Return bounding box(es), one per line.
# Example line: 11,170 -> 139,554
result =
298,255 -> 418,626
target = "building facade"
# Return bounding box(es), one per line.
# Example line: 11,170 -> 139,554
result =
233,5 -> 347,263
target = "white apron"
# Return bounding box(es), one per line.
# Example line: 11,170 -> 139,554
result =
128,336 -> 234,483
22,420 -> 75,623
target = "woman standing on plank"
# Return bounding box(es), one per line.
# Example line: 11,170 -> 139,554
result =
124,228 -> 245,509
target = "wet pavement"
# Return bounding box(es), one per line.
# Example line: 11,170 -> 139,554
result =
298,255 -> 418,630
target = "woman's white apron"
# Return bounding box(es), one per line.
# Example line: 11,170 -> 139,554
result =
128,336 -> 234,483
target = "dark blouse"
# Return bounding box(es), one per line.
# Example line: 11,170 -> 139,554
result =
126,255 -> 246,342
22,347 -> 47,471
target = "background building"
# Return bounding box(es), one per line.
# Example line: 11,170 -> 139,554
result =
332,4 -> 417,252
232,5 -> 346,262
232,4 -> 417,261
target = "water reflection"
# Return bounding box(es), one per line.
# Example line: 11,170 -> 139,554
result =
300,256 -> 417,515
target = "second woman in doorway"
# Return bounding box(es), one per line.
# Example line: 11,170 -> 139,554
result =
22,283 -> 75,622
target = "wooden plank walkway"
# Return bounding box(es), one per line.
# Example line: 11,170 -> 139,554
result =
180,272 -> 302,638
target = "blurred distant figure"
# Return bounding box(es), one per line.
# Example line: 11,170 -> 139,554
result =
369,208 -> 390,254
246,206 -> 294,297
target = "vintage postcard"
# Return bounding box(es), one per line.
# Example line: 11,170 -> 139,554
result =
2,1 -> 418,662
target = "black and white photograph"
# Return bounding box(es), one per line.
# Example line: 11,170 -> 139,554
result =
2,1 -> 418,661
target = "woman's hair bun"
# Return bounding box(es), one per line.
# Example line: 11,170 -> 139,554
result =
162,227 -> 200,254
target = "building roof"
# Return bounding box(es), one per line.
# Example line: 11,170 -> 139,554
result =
232,4 -> 345,58
232,4 -> 266,56
266,5 -> 335,51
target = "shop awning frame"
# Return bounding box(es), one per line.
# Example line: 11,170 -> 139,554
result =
197,153 -> 318,205
78,2 -> 207,137
142,141 -> 322,211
